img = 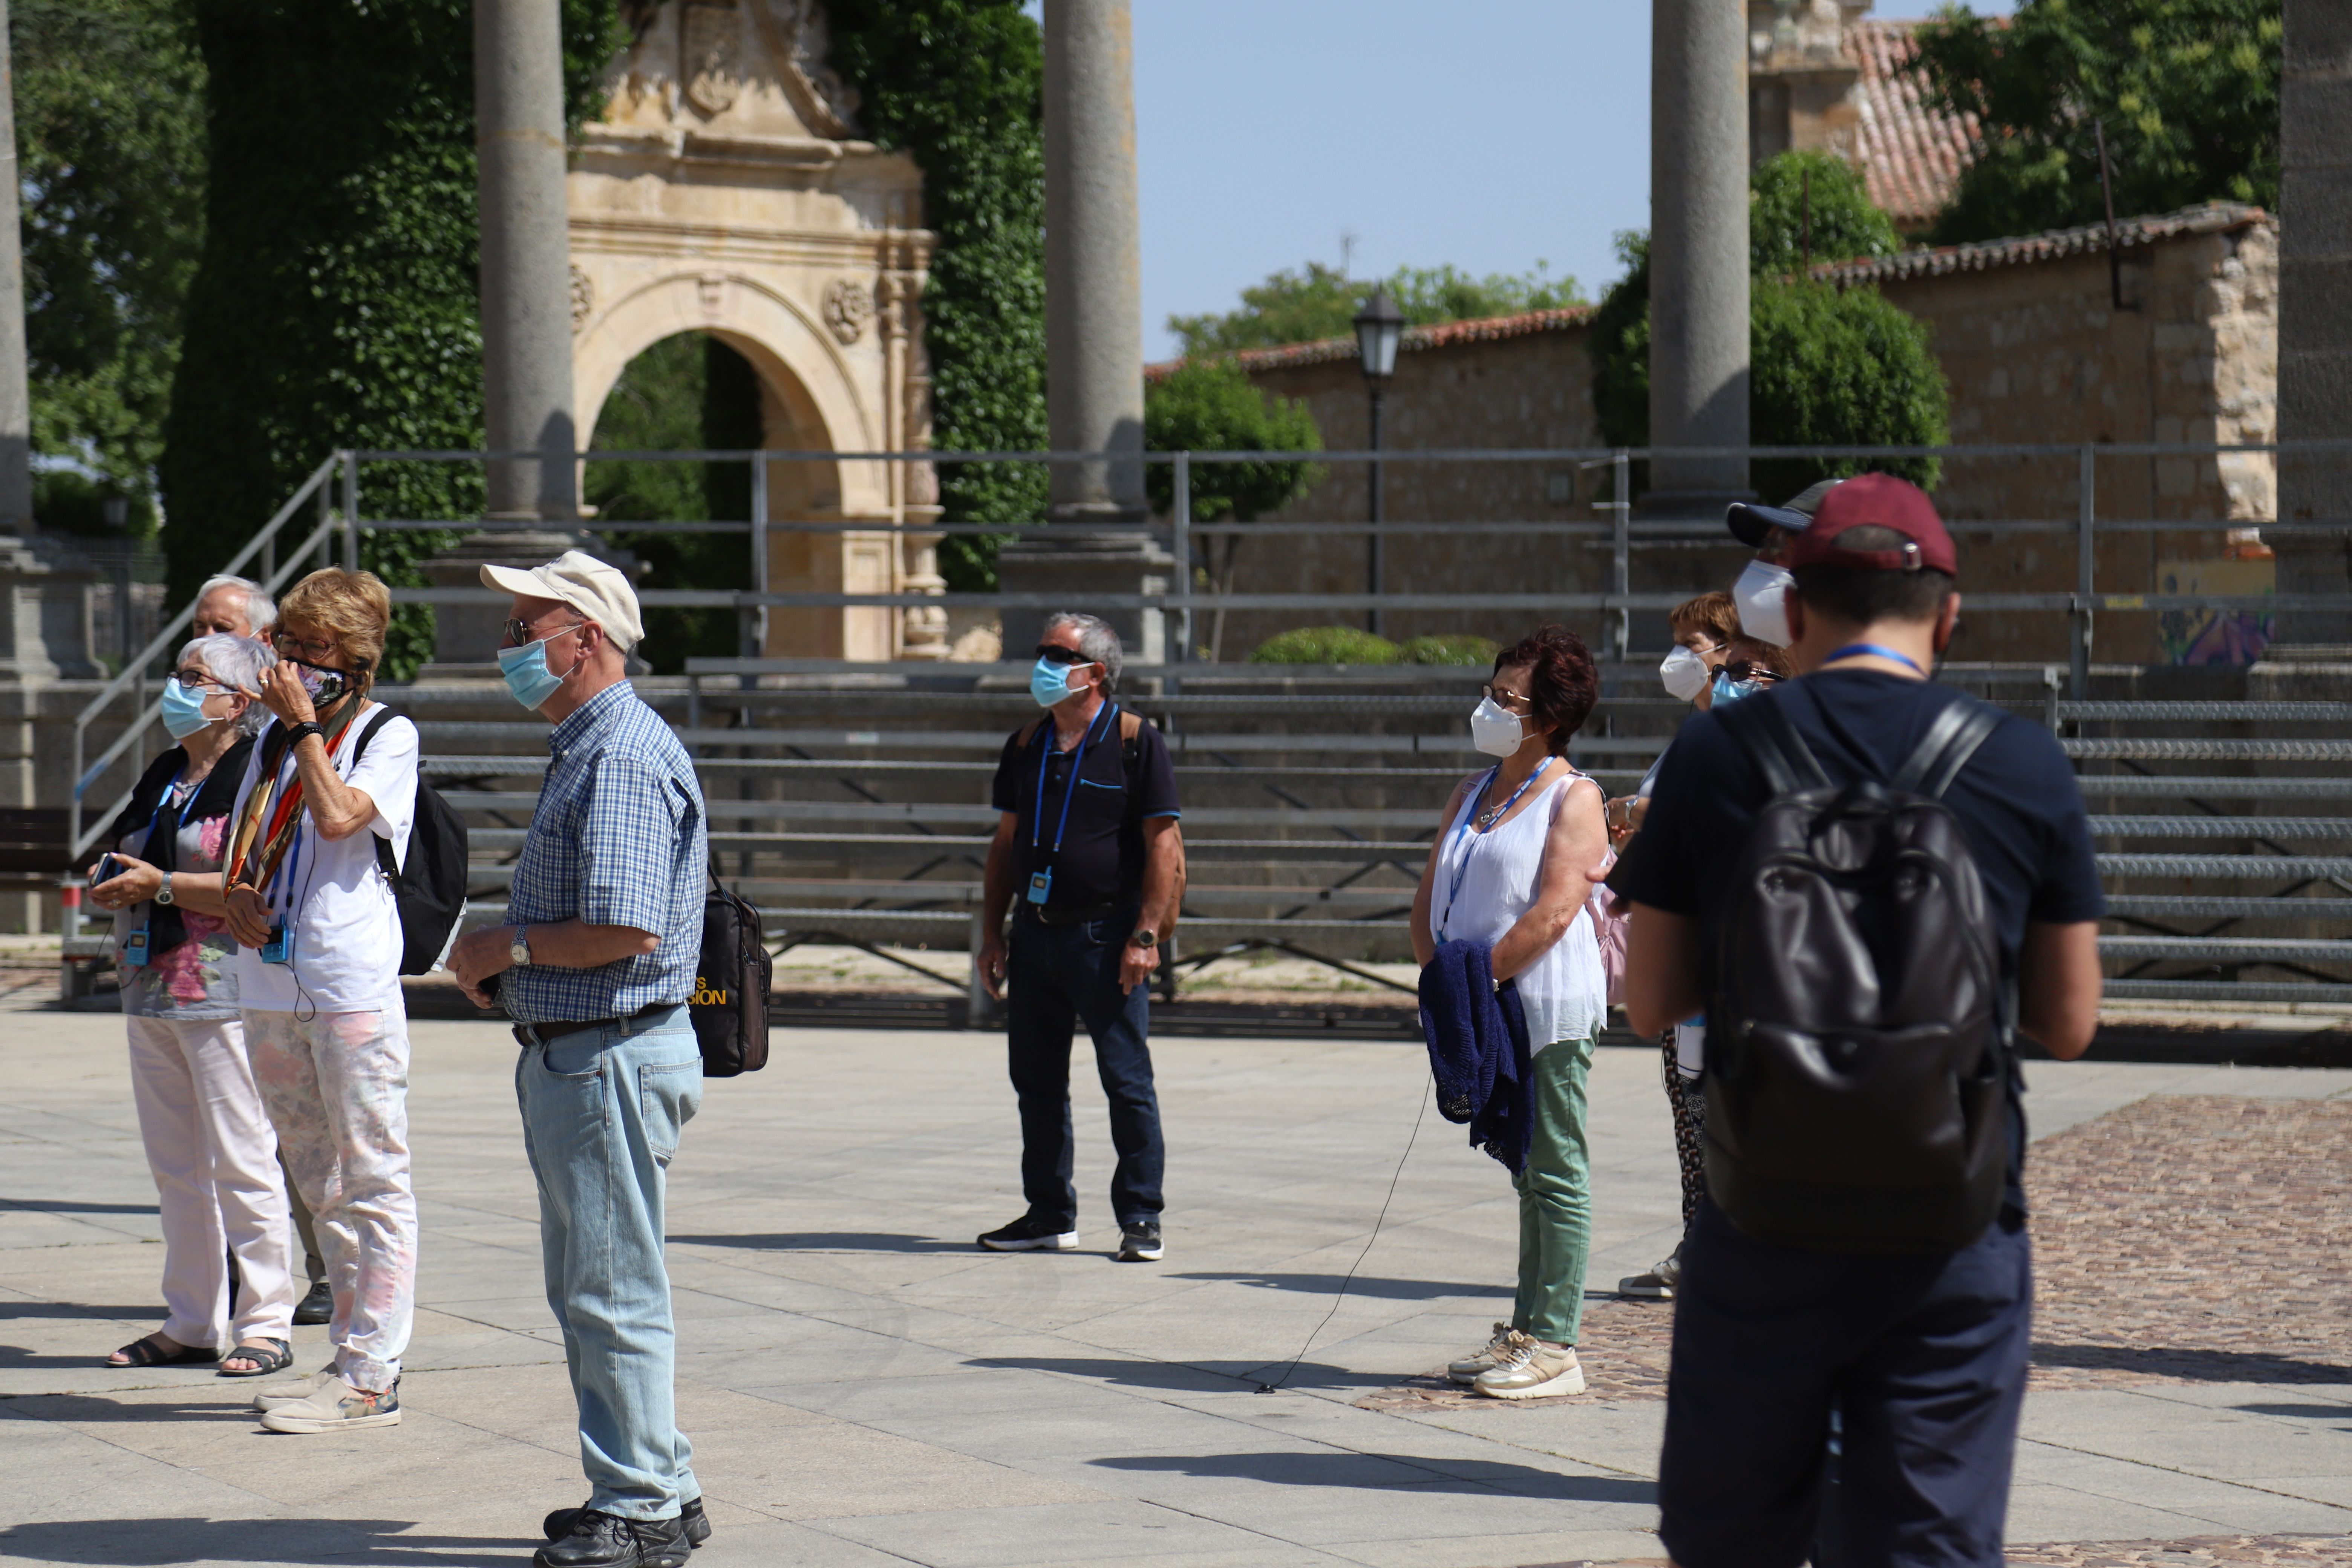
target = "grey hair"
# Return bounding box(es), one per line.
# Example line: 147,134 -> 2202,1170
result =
196,574 -> 276,635
1043,611 -> 1122,693
179,633 -> 278,736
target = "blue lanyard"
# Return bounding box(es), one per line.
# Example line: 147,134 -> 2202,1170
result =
1825,642 -> 1925,674
1032,702 -> 1115,859
1436,758 -> 1552,942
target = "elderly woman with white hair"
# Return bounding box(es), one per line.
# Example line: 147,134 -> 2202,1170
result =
87,632 -> 298,1377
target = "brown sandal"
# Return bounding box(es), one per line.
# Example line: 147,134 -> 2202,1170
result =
107,1332 -> 218,1369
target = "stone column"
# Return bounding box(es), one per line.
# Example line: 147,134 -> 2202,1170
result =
1646,0 -> 1751,511
0,0 -> 33,536
430,0 -> 591,669
1006,0 -> 1168,660
2271,0 -> 2352,657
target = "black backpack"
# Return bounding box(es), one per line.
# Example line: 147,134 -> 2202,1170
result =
1704,692 -> 2011,1254
692,870 -> 771,1076
350,708 -> 471,976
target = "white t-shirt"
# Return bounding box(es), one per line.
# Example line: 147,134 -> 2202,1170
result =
231,704 -> 419,1015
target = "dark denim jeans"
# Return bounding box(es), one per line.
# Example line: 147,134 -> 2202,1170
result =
1005,908 -> 1164,1230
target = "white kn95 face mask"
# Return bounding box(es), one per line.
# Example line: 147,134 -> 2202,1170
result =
1659,645 -> 1710,701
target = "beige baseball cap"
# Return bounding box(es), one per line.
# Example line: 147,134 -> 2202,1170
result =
479,550 -> 645,651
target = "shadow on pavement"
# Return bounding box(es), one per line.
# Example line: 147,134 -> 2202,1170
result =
668,1231 -> 970,1254
0,1200 -> 159,1215
1171,1271 -> 1507,1301
969,1354 -> 1398,1393
0,1302 -> 160,1321
1091,1451 -> 1657,1503
0,1391 -> 263,1424
0,1518 -> 521,1566
2034,1342 -> 2352,1384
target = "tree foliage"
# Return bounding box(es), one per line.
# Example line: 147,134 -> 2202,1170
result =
1590,152 -> 1949,502
825,0 -> 1045,591
158,0 -> 623,678
1246,627 -> 1499,666
583,332 -> 760,674
14,0 -> 207,531
1168,261 -> 1586,358
1749,150 -> 1900,276
1143,357 -> 1323,522
1907,0 -> 2281,245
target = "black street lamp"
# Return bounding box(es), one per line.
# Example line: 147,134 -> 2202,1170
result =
1353,285 -> 1404,635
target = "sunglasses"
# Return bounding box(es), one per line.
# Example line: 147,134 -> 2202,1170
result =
1033,645 -> 1094,667
1723,660 -> 1785,684
506,618 -> 588,648
1481,683 -> 1533,712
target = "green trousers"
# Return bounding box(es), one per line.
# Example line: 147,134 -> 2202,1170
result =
1512,1033 -> 1595,1345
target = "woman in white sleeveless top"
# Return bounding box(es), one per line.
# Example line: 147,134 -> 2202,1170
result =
1411,626 -> 1612,1400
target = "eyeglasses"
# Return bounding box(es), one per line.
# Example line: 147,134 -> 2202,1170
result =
1033,645 -> 1092,667
1723,660 -> 1785,684
273,632 -> 338,662
505,618 -> 587,648
168,669 -> 231,692
1481,683 -> 1533,713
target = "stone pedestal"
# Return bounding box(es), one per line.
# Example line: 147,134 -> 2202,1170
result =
995,530 -> 1170,669
0,534 -> 102,681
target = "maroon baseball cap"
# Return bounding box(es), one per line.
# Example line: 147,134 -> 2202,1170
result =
1784,473 -> 1957,575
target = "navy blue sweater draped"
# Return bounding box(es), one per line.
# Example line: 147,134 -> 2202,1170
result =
1417,939 -> 1534,1175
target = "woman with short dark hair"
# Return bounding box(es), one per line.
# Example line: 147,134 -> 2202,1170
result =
1411,625 -> 1612,1400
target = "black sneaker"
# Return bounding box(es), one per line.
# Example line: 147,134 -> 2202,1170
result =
545,1496 -> 708,1550
1116,1222 -> 1164,1262
291,1280 -> 332,1326
535,1508 -> 689,1568
977,1214 -> 1080,1252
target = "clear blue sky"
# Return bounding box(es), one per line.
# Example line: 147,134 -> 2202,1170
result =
1125,0 -> 2011,360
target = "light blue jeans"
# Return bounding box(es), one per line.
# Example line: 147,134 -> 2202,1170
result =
516,1006 -> 702,1519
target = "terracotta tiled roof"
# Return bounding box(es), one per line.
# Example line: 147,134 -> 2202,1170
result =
1845,19 -> 1979,229
1810,201 -> 2272,287
1145,305 -> 1592,381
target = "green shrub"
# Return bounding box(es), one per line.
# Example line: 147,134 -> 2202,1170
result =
1396,634 -> 1499,667
1249,626 -> 1399,666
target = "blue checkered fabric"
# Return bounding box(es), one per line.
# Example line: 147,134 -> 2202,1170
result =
501,681 -> 708,1024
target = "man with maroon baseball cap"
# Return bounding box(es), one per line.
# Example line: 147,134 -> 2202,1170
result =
1608,471 -> 2107,1566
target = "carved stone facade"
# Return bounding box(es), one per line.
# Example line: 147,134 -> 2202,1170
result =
568,0 -> 945,660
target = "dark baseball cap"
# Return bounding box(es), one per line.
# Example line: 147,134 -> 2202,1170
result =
1785,473 -> 1957,575
1725,477 -> 1843,548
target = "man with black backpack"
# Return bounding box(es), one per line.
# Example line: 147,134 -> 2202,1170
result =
1609,475 -> 2105,1567
443,552 -> 711,1568
976,611 -> 1184,1264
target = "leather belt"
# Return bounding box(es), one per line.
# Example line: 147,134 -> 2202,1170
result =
1021,899 -> 1125,928
511,1004 -> 668,1049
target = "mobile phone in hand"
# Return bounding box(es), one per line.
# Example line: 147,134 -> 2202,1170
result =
90,854 -> 123,887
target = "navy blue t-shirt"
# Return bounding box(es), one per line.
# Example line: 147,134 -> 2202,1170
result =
1609,669 -> 2105,1216
990,702 -> 1181,913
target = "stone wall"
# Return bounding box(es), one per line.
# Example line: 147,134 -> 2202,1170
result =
1205,205 -> 2280,668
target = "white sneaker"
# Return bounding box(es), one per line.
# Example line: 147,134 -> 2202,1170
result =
251,1363 -> 338,1413
1446,1323 -> 1518,1386
257,1373 -> 400,1432
1473,1334 -> 1586,1400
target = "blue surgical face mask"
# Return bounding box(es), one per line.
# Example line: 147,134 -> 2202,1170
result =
1029,657 -> 1092,708
498,635 -> 571,710
160,680 -> 218,740
1710,672 -> 1765,707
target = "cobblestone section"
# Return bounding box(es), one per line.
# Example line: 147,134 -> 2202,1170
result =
2024,1096 -> 2352,1390
1362,1093 -> 2352,1413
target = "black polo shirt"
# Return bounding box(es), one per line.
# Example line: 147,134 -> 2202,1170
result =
990,702 -> 1181,914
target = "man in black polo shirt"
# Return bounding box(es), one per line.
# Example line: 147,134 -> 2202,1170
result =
1610,475 -> 2105,1567
978,612 -> 1184,1263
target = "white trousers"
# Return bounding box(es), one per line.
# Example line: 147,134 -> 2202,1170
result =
124,1015 -> 297,1349
247,1007 -> 417,1391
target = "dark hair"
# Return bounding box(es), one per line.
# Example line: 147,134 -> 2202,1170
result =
1492,625 -> 1599,754
1791,525 -> 1956,625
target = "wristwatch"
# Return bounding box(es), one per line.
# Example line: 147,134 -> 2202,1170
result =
155,873 -> 175,906
509,927 -> 532,968
1128,929 -> 1158,950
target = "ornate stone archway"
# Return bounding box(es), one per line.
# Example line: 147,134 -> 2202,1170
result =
568,0 -> 944,659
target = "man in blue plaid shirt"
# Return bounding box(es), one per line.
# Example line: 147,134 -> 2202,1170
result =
446,551 -> 709,1568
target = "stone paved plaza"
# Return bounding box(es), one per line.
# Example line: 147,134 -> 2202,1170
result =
3,991 -> 2350,1567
